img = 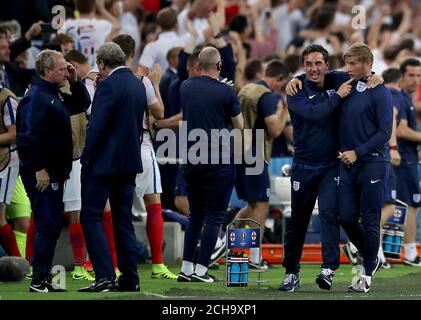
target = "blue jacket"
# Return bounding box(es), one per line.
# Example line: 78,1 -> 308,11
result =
16,76 -> 91,180
159,67 -> 177,118
81,67 -> 147,175
288,77 -> 342,167
339,80 -> 392,162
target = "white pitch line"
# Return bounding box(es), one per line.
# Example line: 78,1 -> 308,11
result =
142,292 -> 195,299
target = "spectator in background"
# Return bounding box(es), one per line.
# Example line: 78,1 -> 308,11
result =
120,0 -> 142,62
139,7 -> 221,72
0,32 -> 34,97
55,34 -> 75,56
271,0 -> 307,55
60,0 -> 120,67
159,46 -> 181,116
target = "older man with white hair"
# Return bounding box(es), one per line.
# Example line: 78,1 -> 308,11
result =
79,42 -> 148,293
16,49 -> 91,293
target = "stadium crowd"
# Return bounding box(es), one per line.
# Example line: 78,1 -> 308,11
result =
0,0 -> 420,293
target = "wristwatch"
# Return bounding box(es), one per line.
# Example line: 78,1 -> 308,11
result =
152,121 -> 159,130
389,145 -> 398,150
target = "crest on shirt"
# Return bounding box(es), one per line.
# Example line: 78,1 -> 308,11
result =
51,182 -> 59,191
413,193 -> 420,203
327,89 -> 336,96
391,190 -> 397,200
292,181 -> 300,191
356,81 -> 367,92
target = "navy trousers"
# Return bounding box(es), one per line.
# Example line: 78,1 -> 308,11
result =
283,164 -> 340,274
20,166 -> 64,283
80,167 -> 139,286
338,161 -> 389,276
182,163 -> 235,267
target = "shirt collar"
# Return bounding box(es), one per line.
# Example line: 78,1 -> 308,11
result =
32,76 -> 60,93
303,78 -> 324,92
256,79 -> 270,89
108,66 -> 128,76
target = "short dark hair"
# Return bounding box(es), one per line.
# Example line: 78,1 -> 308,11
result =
382,68 -> 402,84
328,54 -> 344,70
265,59 -> 288,78
157,7 -> 178,31
400,58 -> 421,75
188,49 -> 201,67
301,44 -> 329,64
314,7 -> 335,30
167,46 -> 181,62
75,0 -> 96,15
55,33 -> 74,45
112,34 -> 135,59
383,45 -> 399,61
264,53 -> 281,63
64,49 -> 88,64
229,15 -> 248,34
399,38 -> 414,52
284,54 -> 300,75
244,59 -> 263,81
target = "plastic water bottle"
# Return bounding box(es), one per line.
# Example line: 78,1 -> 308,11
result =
240,253 -> 248,287
382,225 -> 393,253
230,261 -> 240,285
392,226 -> 403,254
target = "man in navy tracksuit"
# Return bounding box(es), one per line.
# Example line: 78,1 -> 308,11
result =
16,50 -> 90,292
279,45 -> 352,292
395,58 -> 421,266
177,47 -> 243,283
338,43 -> 392,293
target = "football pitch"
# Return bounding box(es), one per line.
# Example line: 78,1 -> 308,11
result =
1,263 -> 421,300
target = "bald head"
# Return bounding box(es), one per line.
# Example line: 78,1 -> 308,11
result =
198,47 -> 221,72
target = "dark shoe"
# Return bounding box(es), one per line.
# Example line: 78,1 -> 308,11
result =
315,268 -> 335,290
29,279 -> 66,293
278,273 -> 300,292
177,272 -> 193,282
348,276 -> 370,293
191,272 -> 217,283
78,277 -> 117,292
383,261 -> 392,269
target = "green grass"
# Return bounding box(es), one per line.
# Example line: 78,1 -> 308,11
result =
1,263 -> 421,300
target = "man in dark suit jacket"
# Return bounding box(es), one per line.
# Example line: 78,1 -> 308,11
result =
79,42 -> 147,293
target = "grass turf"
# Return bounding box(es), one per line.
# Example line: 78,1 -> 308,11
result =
1,263 -> 421,300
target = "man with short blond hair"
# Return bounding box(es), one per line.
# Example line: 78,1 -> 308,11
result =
338,43 -> 392,293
